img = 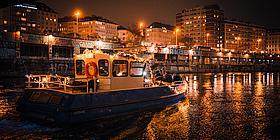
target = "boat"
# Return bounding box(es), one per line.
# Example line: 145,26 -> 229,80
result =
16,49 -> 186,124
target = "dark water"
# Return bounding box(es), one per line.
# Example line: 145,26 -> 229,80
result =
1,72 -> 280,139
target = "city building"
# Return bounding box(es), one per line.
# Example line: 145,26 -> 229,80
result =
224,19 -> 266,52
117,26 -> 135,44
176,4 -> 224,49
145,22 -> 175,46
267,29 -> 280,54
58,15 -> 118,41
0,2 -> 58,34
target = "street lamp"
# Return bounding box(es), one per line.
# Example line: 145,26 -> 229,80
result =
227,52 -> 232,63
139,22 -> 144,36
175,28 -> 180,46
74,11 -> 80,38
139,22 -> 143,29
206,33 -> 210,47
257,39 -> 262,53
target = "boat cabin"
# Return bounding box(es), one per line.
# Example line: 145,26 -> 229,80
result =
25,49 -> 147,94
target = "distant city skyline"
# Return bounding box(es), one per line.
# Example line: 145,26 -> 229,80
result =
40,0 -> 279,28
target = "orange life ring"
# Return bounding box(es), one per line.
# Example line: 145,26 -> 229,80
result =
85,62 -> 97,78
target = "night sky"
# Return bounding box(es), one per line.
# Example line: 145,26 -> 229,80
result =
41,0 -> 279,28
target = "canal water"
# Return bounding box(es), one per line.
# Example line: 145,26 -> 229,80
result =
1,72 -> 280,139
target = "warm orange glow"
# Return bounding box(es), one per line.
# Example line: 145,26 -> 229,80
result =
206,33 -> 210,37
139,22 -> 144,28
74,11 -> 81,17
235,37 -> 241,41
175,28 -> 180,32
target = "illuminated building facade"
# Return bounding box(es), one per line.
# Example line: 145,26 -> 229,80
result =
0,2 -> 58,34
117,26 -> 135,44
224,19 -> 266,52
58,15 -> 118,41
267,29 -> 280,54
145,22 -> 175,46
176,5 -> 224,48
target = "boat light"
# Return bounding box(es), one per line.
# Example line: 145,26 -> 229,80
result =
42,77 -> 47,83
143,71 -> 147,76
117,72 -> 123,76
144,79 -> 151,83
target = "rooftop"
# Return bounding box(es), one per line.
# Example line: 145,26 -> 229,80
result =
147,22 -> 175,31
13,1 -> 57,13
224,18 -> 265,29
58,15 -> 117,25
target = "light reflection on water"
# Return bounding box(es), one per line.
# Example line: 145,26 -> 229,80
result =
1,73 -> 280,139
145,72 -> 280,139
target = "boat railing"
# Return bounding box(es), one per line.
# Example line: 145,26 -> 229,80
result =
25,74 -> 94,94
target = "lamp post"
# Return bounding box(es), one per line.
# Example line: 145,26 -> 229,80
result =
74,11 -> 80,38
175,28 -> 179,46
139,22 -> 144,36
257,39 -> 262,53
206,33 -> 210,47
228,52 -> 232,64
139,22 -> 143,29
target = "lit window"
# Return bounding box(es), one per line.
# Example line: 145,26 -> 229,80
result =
16,12 -> 21,15
21,17 -> 26,21
4,30 -> 7,32
3,20 -> 7,24
112,60 -> 128,77
130,62 -> 146,77
46,17 -> 48,20
26,9 -> 31,12
99,59 -> 109,76
21,27 -> 26,31
54,19 -> 56,22
32,24 -> 36,27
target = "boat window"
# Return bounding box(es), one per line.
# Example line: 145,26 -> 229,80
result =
130,62 -> 146,77
76,60 -> 85,75
98,59 -> 109,76
112,60 -> 128,77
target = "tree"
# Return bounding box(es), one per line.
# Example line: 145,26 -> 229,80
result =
127,23 -> 144,45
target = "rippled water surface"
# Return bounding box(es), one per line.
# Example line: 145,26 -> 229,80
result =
1,72 -> 280,139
